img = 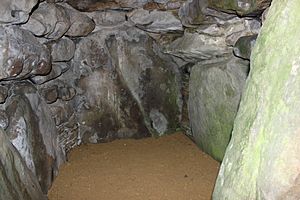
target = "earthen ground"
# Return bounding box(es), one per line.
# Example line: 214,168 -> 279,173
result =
48,133 -> 220,200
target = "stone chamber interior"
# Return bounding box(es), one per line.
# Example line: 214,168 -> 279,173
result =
1,0 -> 300,199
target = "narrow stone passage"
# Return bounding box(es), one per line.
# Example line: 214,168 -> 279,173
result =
48,133 -> 219,200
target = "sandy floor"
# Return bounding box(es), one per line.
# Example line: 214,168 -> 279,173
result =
48,133 -> 220,200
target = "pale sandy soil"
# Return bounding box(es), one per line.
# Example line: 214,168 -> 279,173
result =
48,133 -> 220,200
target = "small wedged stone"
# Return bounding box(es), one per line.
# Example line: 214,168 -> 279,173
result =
40,85 -> 59,104
233,34 -> 258,60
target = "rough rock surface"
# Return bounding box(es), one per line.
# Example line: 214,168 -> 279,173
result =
0,130 -> 47,200
0,0 -> 271,197
0,0 -> 38,24
22,3 -> 71,40
72,25 -> 182,142
47,37 -> 76,62
213,0 -> 300,199
208,0 -> 272,16
166,16 -> 260,63
189,56 -> 249,161
129,8 -> 183,33
0,27 -> 51,80
63,4 -> 96,37
66,0 -> 149,11
5,82 -> 64,193
233,34 -> 257,60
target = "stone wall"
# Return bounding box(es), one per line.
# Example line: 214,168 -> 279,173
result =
0,0 -> 271,198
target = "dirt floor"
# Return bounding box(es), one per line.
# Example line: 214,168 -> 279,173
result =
48,133 -> 220,200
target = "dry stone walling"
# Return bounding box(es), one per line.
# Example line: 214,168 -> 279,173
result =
0,0 -> 275,199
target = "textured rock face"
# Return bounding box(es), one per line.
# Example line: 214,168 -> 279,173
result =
208,0 -> 272,16
47,37 -> 76,62
0,0 -> 271,197
166,15 -> 260,63
0,27 -> 51,80
189,57 -> 249,161
178,0 -> 207,27
129,9 -> 183,33
5,82 -> 64,193
66,0 -> 149,11
22,3 -> 71,39
213,0 -> 300,199
0,130 -> 47,200
0,0 -> 38,24
72,25 -> 182,141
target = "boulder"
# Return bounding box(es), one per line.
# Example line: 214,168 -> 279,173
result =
5,82 -> 64,193
66,0 -> 149,12
63,4 -> 96,37
208,0 -> 272,16
0,129 -> 46,200
213,0 -> 300,199
166,16 -> 260,63
129,8 -> 183,33
0,0 -> 38,24
22,3 -> 71,40
47,37 -> 76,62
0,27 -> 51,80
71,25 -> 182,142
189,56 -> 249,161
178,0 -> 207,27
86,10 -> 126,27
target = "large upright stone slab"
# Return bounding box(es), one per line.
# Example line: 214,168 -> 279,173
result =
0,129 -> 46,200
213,1 -> 300,199
189,57 -> 248,161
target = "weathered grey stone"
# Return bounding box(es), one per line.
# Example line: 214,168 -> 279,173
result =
0,109 -> 9,130
5,82 -> 64,193
87,10 -> 126,27
40,85 -> 59,104
63,4 -> 96,37
213,0 -> 300,199
22,3 -> 71,40
0,129 -> 47,200
178,0 -> 207,27
0,85 -> 9,104
31,62 -> 70,85
107,27 -> 182,136
66,0 -> 149,11
0,27 -> 51,80
58,86 -> 76,101
129,8 -> 183,33
189,56 -> 249,161
233,34 -> 257,60
0,0 -> 38,24
71,25 -> 182,142
166,16 -> 260,63
208,0 -> 272,16
47,37 -> 76,62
